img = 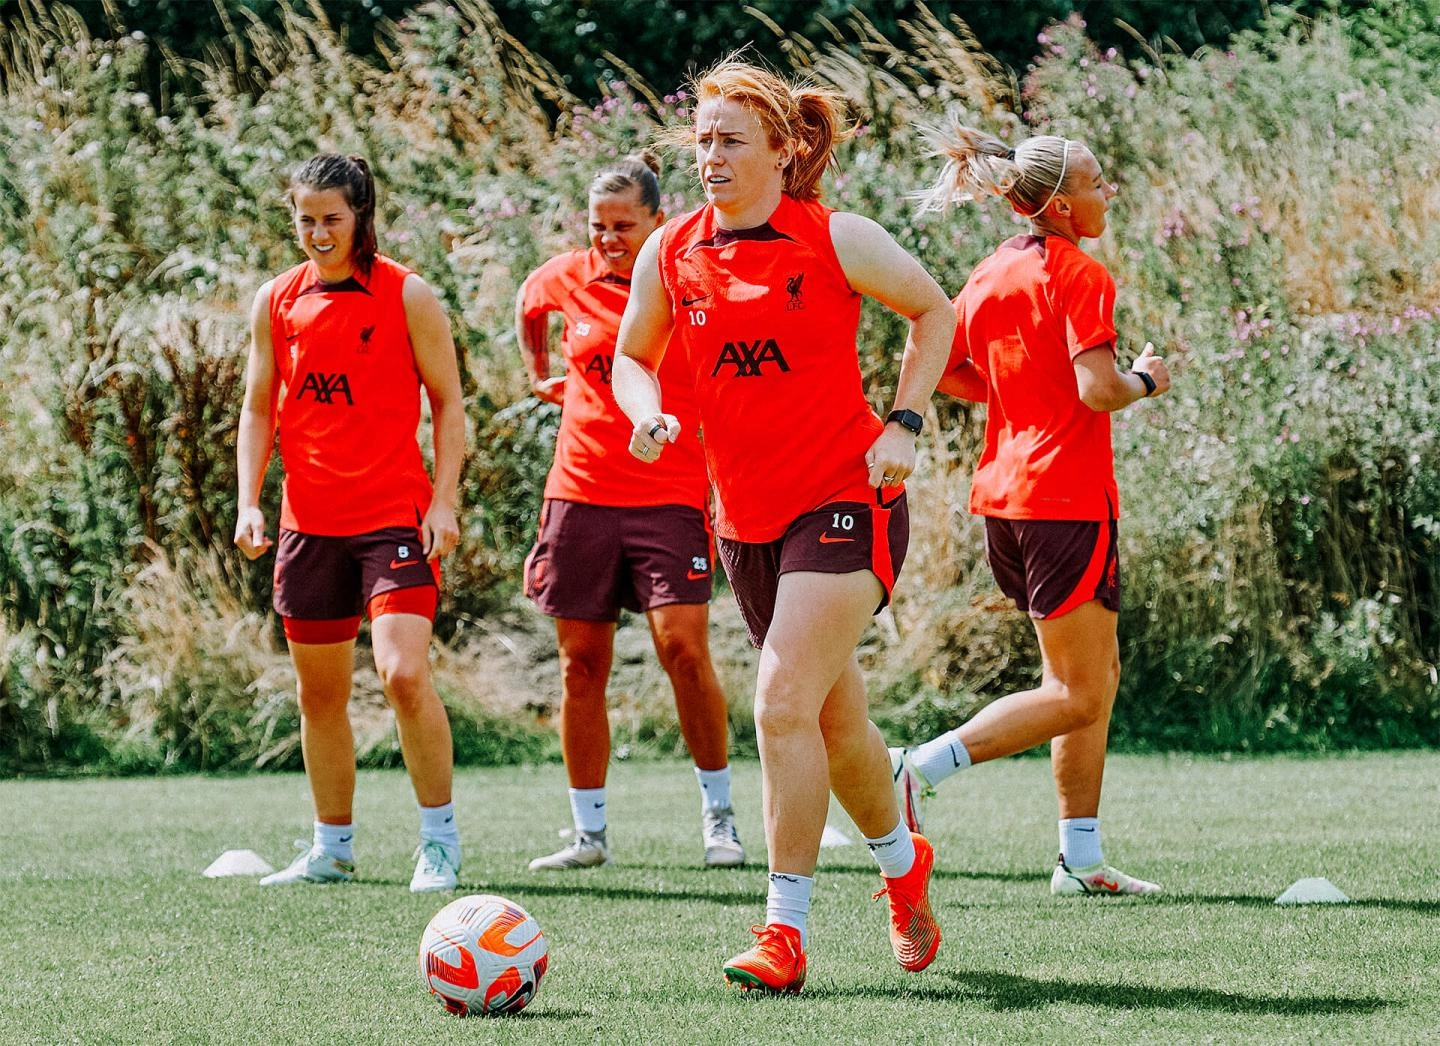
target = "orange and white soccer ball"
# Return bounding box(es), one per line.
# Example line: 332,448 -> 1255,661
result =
418,894 -> 549,1016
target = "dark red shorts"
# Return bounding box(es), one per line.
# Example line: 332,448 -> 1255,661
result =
717,492 -> 909,648
983,516 -> 1120,619
273,526 -> 440,643
523,500 -> 714,622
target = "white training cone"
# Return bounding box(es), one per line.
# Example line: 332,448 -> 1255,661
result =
1274,877 -> 1350,905
203,849 -> 276,878
819,825 -> 854,849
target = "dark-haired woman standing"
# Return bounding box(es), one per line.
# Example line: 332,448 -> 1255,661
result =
235,154 -> 466,893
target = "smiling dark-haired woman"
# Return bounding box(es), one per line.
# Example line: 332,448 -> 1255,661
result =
235,153 -> 467,894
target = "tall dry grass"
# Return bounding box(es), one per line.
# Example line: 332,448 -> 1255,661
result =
0,1 -> 1436,772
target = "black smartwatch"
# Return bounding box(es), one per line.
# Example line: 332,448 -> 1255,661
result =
1134,370 -> 1157,397
885,408 -> 924,436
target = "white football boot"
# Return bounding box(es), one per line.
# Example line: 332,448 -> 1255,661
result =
889,747 -> 933,835
259,842 -> 356,886
410,839 -> 461,893
701,805 -> 746,868
1050,854 -> 1162,896
528,830 -> 611,870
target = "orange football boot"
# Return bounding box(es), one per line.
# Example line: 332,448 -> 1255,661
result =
873,833 -> 941,972
723,923 -> 807,994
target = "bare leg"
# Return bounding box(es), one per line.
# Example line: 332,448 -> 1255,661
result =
371,613 -> 453,808
289,638 -> 358,825
552,617 -> 617,789
1046,607 -> 1120,818
824,657 -> 903,838
648,602 -> 730,770
956,600 -> 1120,768
758,570 -> 886,877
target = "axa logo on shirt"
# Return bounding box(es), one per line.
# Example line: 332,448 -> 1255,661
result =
584,353 -> 613,384
294,371 -> 354,405
711,339 -> 790,378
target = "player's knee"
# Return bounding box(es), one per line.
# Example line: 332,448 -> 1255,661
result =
295,681 -> 350,721
653,632 -> 707,684
753,694 -> 811,739
558,647 -> 611,692
377,658 -> 431,712
1052,677 -> 1116,732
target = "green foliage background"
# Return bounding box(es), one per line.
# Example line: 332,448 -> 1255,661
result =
0,0 -> 1436,774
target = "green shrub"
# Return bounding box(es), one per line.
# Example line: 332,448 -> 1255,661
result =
1,1 -> 1436,772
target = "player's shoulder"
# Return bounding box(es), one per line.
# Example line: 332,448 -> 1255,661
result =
661,204 -> 713,247
268,259 -> 312,300
528,248 -> 593,289
1047,237 -> 1111,281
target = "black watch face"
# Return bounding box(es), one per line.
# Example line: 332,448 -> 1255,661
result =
891,410 -> 922,434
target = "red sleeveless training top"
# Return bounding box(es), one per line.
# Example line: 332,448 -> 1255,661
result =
520,247 -> 707,509
657,195 -> 876,542
268,255 -> 433,536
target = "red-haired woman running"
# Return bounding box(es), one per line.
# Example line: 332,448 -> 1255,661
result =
614,59 -> 955,992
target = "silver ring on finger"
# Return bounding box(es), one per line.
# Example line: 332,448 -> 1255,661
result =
648,423 -> 663,439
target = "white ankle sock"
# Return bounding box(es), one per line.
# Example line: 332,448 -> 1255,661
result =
569,787 -> 607,835
864,820 -> 916,879
766,871 -> 813,947
418,801 -> 459,849
695,766 -> 733,812
1060,817 -> 1103,868
911,730 -> 972,787
314,821 -> 354,862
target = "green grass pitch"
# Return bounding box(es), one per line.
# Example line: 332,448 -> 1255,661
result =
3,752 -> 1438,1043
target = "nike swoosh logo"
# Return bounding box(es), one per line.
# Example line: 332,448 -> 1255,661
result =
1075,827 -> 1096,832
686,570 -> 710,580
951,746 -> 965,768
390,558 -> 422,569
339,835 -> 353,844
818,534 -> 854,544
680,293 -> 710,307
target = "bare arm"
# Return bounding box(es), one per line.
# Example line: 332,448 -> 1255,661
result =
1074,341 -> 1170,412
937,357 -> 989,402
612,230 -> 680,461
830,211 -> 956,486
404,273 -> 466,560
234,281 -> 278,560
514,283 -> 565,405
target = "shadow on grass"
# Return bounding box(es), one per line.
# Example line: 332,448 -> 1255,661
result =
483,1007 -> 596,1021
820,861 -> 1037,885
1164,892 -> 1440,915
817,866 -> 1440,913
362,876 -> 761,906
817,968 -> 1390,1016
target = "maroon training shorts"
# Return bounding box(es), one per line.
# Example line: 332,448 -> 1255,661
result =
717,492 -> 909,648
523,500 -> 714,622
273,525 -> 440,627
983,516 -> 1120,619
